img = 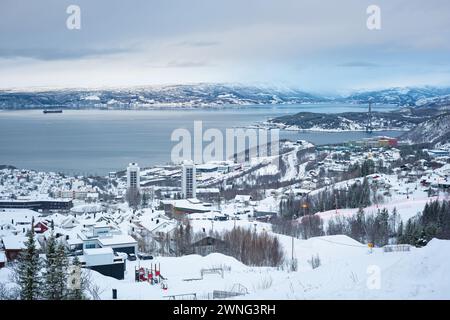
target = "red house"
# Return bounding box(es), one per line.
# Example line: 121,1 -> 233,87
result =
34,221 -> 49,234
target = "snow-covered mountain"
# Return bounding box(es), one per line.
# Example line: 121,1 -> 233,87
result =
401,113 -> 450,145
270,111 -> 422,131
342,87 -> 450,107
2,84 -> 450,111
415,94 -> 450,111
0,84 -> 324,109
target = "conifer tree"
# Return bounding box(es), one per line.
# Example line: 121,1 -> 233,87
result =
43,232 -> 59,300
54,243 -> 69,299
15,223 -> 42,300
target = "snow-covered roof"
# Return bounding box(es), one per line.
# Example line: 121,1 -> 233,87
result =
197,164 -> 219,170
284,188 -> 311,195
67,238 -> 83,246
70,204 -> 103,213
161,199 -> 210,212
97,234 -> 137,246
0,209 -> 40,225
235,195 -> 251,202
148,221 -> 177,234
139,213 -> 177,233
1,235 -> 41,250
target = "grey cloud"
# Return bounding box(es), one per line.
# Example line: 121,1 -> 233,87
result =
338,62 -> 382,68
0,47 -> 131,61
175,41 -> 220,47
1,0 -> 450,90
165,60 -> 210,68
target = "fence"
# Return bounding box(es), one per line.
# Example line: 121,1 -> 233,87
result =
212,290 -> 243,299
213,283 -> 249,299
200,267 -> 224,279
164,293 -> 197,300
383,244 -> 412,252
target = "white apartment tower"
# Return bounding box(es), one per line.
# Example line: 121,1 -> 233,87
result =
127,162 -> 140,191
181,161 -> 196,199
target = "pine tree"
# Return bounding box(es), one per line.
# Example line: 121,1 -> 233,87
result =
397,220 -> 404,242
43,232 -> 60,300
54,244 -> 69,299
376,208 -> 390,246
15,226 -> 42,300
141,192 -> 148,207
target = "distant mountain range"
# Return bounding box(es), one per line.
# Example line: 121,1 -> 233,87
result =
0,84 -> 322,109
1,84 -> 450,110
341,87 -> 450,107
3,84 -> 450,147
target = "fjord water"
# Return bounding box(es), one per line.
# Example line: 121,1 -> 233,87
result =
0,104 -> 401,175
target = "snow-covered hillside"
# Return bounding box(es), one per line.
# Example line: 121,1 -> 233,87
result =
401,113 -> 450,145
3,234 -> 447,300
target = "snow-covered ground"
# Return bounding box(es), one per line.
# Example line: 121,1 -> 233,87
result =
3,233 -> 447,300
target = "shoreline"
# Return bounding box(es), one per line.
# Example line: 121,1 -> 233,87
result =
0,101 -> 399,112
240,121 -> 411,134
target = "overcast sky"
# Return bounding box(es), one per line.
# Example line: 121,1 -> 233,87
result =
1,0 -> 450,92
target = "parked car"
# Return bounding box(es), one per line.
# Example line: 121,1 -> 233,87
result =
127,253 -> 137,261
137,253 -> 153,260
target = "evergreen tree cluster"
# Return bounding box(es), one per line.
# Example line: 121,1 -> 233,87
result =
268,214 -> 325,240
327,207 -> 401,247
14,227 -> 41,300
309,178 -> 372,214
399,200 -> 450,247
279,178 -> 373,219
12,224 -> 88,300
173,219 -> 193,256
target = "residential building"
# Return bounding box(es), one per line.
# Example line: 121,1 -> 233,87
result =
181,161 -> 196,199
127,162 -> 140,191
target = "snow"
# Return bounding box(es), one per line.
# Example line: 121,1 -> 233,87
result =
1,204 -> 449,300
0,209 -> 40,225
316,196 -> 435,227
1,148 -> 449,299
83,95 -> 101,101
1,235 -> 41,250
98,235 -> 137,246
70,235 -> 450,300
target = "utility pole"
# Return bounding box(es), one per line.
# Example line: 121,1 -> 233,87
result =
292,213 -> 297,260
335,193 -> 338,215
366,101 -> 373,134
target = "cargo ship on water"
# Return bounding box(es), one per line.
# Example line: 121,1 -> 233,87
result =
43,109 -> 63,114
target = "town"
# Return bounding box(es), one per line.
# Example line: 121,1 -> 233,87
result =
1,134 -> 449,300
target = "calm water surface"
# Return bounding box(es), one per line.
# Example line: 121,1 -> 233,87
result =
0,104 -> 402,174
